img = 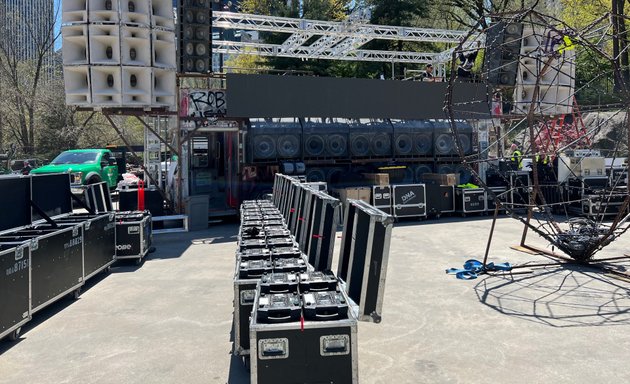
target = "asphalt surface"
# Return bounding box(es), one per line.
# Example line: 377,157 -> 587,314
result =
2,215 -> 630,383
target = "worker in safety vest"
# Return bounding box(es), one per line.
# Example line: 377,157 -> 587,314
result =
509,143 -> 523,170
535,152 -> 553,182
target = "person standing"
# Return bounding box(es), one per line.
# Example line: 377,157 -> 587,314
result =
509,143 -> 523,170
420,64 -> 435,82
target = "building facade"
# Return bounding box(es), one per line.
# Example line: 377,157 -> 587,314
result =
0,0 -> 56,76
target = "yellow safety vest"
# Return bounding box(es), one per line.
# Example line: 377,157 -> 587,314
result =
535,154 -> 549,165
511,150 -> 523,169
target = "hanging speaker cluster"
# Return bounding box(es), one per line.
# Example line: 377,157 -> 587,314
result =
179,0 -> 211,73
61,0 -> 177,109
483,22 -> 523,87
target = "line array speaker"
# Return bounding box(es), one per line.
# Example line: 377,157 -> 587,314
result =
179,0 -> 211,73
483,22 -> 523,87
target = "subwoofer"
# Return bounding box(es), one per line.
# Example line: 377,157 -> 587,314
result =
349,120 -> 393,158
437,163 -> 456,175
302,120 -> 349,158
62,25 -> 89,66
306,168 -> 326,183
392,120 -> 433,157
249,119 -> 302,161
89,0 -> 120,23
455,164 -> 472,184
433,120 -> 473,156
414,164 -> 433,183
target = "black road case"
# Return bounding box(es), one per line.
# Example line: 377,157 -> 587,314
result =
391,184 -> 427,218
0,225 -> 85,314
115,211 -> 152,263
372,185 -> 392,215
250,290 -> 359,384
337,199 -> 393,323
486,186 -> 508,213
0,243 -> 31,341
425,184 -> 455,217
455,188 -> 486,215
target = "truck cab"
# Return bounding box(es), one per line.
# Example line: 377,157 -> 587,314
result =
30,149 -> 119,192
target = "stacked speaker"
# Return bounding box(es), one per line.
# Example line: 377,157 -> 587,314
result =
61,0 -> 177,109
483,22 -> 523,87
178,0 -> 211,73
432,120 -> 473,157
349,119 -> 393,158
391,120 -> 433,157
302,119 -> 350,159
511,26 -> 576,115
249,118 -> 302,162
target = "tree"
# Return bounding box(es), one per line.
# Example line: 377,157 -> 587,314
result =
0,3 -> 60,155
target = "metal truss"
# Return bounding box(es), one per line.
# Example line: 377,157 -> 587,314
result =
213,40 -> 438,64
212,11 -> 468,65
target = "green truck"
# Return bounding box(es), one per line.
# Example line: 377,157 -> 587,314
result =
30,149 -> 119,192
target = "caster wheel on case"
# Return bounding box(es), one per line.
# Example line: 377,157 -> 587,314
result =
72,287 -> 82,300
8,327 -> 21,341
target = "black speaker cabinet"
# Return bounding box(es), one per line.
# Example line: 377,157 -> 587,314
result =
306,168 -> 326,183
302,121 -> 349,159
433,120 -> 473,156
249,119 -> 302,161
437,163 -> 456,175
414,164 -> 433,183
483,22 -> 523,87
391,120 -> 433,157
349,120 -> 393,158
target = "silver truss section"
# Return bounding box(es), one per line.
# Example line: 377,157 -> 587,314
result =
213,11 -> 467,43
213,40 -> 438,64
212,11 -> 470,65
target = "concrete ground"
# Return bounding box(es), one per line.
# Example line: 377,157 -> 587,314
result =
2,215 -> 630,384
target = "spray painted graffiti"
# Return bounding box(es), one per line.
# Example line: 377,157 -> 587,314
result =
180,89 -> 227,118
